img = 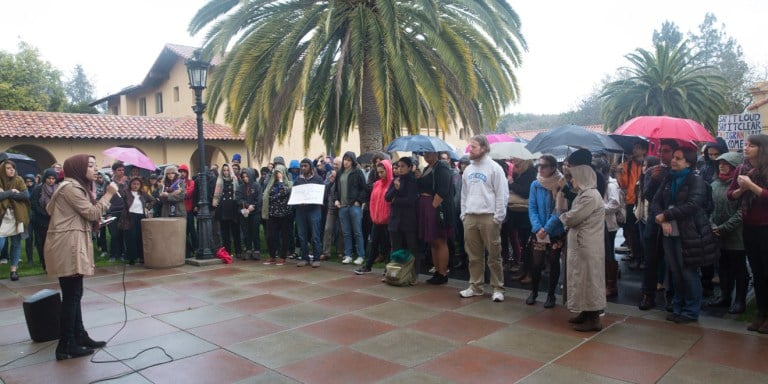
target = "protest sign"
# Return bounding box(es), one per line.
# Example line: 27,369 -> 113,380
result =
718,113 -> 762,151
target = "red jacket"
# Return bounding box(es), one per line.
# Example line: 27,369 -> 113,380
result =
369,160 -> 392,225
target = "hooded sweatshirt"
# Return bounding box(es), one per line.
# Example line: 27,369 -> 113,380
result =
261,164 -> 292,219
369,160 -> 392,225
461,154 -> 508,224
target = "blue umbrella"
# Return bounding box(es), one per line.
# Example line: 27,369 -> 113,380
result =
385,134 -> 455,154
525,125 -> 623,154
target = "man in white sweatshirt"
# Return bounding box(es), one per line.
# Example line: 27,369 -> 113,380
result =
460,135 -> 509,302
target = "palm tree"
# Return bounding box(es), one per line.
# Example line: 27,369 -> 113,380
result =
600,42 -> 727,132
189,0 -> 527,160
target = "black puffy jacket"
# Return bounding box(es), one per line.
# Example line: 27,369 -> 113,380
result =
650,171 -> 719,267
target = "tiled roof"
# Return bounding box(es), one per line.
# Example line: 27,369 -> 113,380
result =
508,124 -> 606,141
0,110 -> 243,141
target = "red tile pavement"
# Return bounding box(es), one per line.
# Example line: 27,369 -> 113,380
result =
556,341 -> 677,384
141,349 -> 265,383
297,314 -> 396,345
418,345 -> 542,383
278,347 -> 406,383
408,311 -> 508,343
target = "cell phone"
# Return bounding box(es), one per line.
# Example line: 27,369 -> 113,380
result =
100,216 -> 117,225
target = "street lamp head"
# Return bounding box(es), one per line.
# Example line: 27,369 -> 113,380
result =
185,49 -> 210,90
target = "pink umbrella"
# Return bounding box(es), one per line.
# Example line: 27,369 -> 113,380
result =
465,133 -> 517,152
614,116 -> 716,143
102,147 -> 157,171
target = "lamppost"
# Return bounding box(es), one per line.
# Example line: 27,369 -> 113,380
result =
186,49 -> 214,260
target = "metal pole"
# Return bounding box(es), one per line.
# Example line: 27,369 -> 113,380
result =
193,88 -> 214,259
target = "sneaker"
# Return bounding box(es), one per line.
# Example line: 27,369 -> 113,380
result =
492,292 -> 505,302
0,258 -> 7,264
287,253 -> 296,259
99,252 -> 108,258
429,266 -> 436,273
353,257 -> 364,265
615,246 -> 630,254
459,287 -> 484,298
296,260 -> 308,267
263,258 -> 275,265
342,256 -> 353,264
311,261 -> 321,268
354,268 -> 372,275
275,259 -> 286,266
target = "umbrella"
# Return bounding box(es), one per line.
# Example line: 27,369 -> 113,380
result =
609,134 -> 649,154
357,152 -> 391,165
539,145 -> 579,163
525,125 -> 623,154
102,147 -> 157,171
385,135 -> 455,154
0,152 -> 39,176
614,116 -> 716,143
488,142 -> 539,160
465,133 -> 517,153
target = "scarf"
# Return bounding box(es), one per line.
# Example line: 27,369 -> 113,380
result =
538,170 -> 567,213
669,168 -> 691,202
40,183 -> 57,208
718,167 -> 736,183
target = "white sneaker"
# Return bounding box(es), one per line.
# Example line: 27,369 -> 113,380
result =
459,287 -> 484,298
429,266 -> 436,273
353,257 -> 364,265
0,258 -> 7,264
492,292 -> 505,302
342,256 -> 353,264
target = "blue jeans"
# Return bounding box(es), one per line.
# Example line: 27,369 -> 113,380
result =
296,206 -> 322,261
662,236 -> 702,319
339,205 -> 365,258
0,234 -> 22,268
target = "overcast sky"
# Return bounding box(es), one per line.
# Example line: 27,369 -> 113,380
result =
2,0 -> 766,115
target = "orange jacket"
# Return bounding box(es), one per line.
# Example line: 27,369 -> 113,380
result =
618,159 -> 643,205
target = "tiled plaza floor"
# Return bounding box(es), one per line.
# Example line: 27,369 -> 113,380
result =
0,259 -> 767,384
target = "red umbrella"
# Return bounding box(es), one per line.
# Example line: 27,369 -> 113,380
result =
102,147 -> 157,171
614,116 -> 716,143
465,133 -> 516,152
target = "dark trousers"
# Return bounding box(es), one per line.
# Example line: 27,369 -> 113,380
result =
364,224 -> 390,269
25,223 -> 35,264
34,223 -> 48,268
641,220 -> 663,295
390,229 -> 423,276
624,204 -> 643,262
267,215 -> 292,259
108,213 -> 125,259
124,213 -> 145,263
719,249 -> 748,304
186,211 -> 198,257
58,275 -> 84,343
242,214 -> 261,252
744,224 -> 768,313
220,219 -> 242,256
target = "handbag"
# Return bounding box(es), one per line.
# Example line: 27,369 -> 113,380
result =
507,191 -> 528,212
0,208 -> 24,237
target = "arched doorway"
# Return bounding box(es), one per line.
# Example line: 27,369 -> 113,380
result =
189,145 -> 225,175
4,144 -> 56,174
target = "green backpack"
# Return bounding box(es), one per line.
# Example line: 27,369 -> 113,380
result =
385,249 -> 415,286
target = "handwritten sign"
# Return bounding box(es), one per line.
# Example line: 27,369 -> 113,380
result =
287,183 -> 325,205
718,113 -> 762,151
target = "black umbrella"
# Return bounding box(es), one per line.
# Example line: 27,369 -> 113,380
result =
525,125 -> 623,154
0,152 -> 40,177
609,134 -> 648,154
357,152 -> 391,165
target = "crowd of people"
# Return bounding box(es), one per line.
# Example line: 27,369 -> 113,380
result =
2,132 -> 768,360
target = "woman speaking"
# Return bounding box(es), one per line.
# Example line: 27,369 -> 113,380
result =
44,154 -> 117,360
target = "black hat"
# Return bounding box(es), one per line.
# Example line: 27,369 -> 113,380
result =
567,148 -> 592,166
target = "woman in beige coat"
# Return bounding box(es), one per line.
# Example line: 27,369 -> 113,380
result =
559,164 -> 606,332
45,154 -> 117,360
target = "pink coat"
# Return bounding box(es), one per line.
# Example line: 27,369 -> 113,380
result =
369,160 -> 392,225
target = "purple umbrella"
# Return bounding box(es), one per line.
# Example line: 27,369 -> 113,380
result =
102,147 -> 157,171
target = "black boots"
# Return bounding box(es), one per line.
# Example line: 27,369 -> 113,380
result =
77,331 -> 107,349
544,294 -> 556,308
572,311 -> 602,332
56,339 -> 94,361
426,272 -> 448,285
525,291 -> 537,305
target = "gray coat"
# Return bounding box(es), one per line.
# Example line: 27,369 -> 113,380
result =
559,165 -> 606,312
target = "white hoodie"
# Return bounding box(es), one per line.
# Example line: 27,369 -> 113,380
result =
461,155 -> 509,224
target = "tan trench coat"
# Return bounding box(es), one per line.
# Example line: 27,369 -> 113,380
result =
559,165 -> 606,312
44,179 -> 111,277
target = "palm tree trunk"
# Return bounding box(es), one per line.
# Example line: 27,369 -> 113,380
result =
359,67 -> 382,154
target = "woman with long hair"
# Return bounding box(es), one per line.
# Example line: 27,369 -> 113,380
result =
158,165 -> 185,218
0,159 -> 30,281
417,152 -> 455,284
44,154 -> 117,360
118,177 -> 154,265
728,134 -> 768,332
526,155 -> 565,308
213,163 -> 241,258
652,147 -> 719,324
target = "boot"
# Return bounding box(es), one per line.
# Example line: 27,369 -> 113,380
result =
543,294 -> 556,308
748,312 -> 766,332
55,338 -> 94,361
526,267 -> 541,305
568,311 -> 587,324
573,311 -> 602,332
76,331 -> 106,349
525,291 -> 538,305
638,293 -> 655,310
605,259 -> 618,298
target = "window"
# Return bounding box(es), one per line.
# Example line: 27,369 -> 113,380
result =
138,97 -> 147,116
110,106 -> 118,115
173,86 -> 179,102
155,92 -> 163,114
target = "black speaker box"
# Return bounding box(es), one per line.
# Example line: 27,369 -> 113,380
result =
22,289 -> 61,342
